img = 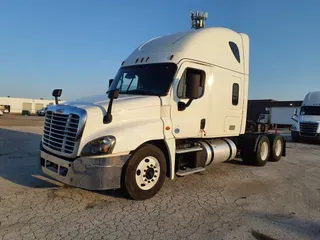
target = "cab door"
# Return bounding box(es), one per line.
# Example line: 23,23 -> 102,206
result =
170,62 -> 211,138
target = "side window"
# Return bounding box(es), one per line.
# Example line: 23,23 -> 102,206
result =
177,68 -> 205,99
232,83 -> 239,105
177,71 -> 187,98
229,42 -> 240,63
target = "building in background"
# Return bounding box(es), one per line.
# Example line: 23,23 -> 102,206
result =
0,97 -> 55,114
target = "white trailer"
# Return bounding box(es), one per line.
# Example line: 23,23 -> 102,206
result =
270,107 -> 299,127
291,91 -> 320,142
39,27 -> 286,200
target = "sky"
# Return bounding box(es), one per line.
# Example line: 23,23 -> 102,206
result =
0,0 -> 320,101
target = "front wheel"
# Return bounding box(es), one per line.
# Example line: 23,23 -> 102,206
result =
121,144 -> 167,200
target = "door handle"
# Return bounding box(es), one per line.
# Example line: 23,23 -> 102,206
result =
200,118 -> 206,129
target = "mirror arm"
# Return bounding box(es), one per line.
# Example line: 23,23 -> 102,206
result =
103,97 -> 114,124
178,99 -> 193,111
291,116 -> 298,123
103,90 -> 119,124
185,99 -> 193,108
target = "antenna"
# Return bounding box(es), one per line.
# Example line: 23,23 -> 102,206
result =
190,11 -> 208,30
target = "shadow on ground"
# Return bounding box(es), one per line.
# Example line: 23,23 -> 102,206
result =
291,139 -> 320,145
0,128 -> 55,188
0,128 -> 126,198
247,210 -> 320,240
226,159 -> 247,165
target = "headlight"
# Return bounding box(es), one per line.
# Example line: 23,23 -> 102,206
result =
81,136 -> 116,156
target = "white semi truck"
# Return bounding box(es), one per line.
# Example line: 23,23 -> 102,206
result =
40,27 -> 286,200
291,91 -> 320,142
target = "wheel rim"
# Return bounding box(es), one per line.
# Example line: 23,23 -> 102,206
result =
135,156 -> 160,190
260,142 -> 269,161
275,139 -> 282,156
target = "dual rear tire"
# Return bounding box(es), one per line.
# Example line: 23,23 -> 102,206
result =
268,135 -> 284,162
241,135 -> 284,166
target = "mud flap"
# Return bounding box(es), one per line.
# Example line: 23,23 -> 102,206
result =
282,137 -> 286,157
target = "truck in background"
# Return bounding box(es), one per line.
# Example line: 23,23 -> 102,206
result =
36,107 -> 48,116
291,91 -> 320,143
247,106 -> 299,133
0,105 -> 10,114
39,26 -> 286,200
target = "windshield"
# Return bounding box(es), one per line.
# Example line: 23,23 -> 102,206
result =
109,63 -> 177,96
300,106 -> 320,116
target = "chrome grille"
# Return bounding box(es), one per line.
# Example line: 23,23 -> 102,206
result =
300,122 -> 319,136
43,111 -> 80,155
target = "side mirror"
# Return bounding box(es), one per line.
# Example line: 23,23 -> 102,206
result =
178,71 -> 202,111
186,72 -> 202,99
52,89 -> 62,97
109,79 -> 114,87
108,89 -> 119,99
52,89 -> 62,105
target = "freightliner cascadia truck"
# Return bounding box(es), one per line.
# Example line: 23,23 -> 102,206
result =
40,27 -> 286,200
291,91 -> 320,143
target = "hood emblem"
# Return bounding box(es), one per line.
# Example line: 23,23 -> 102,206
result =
56,109 -> 64,113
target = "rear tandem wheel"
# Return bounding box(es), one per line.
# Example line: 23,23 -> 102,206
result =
241,135 -> 270,166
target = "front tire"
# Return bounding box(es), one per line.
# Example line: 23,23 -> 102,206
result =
121,144 -> 167,200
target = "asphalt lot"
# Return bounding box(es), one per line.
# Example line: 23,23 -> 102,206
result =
0,115 -> 320,240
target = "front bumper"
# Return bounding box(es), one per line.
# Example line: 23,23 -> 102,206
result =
40,148 -> 130,190
292,130 -> 320,141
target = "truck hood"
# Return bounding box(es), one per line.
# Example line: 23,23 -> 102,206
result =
64,94 -> 161,115
44,94 -> 163,157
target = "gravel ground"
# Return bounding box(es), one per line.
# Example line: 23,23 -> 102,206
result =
0,115 -> 320,240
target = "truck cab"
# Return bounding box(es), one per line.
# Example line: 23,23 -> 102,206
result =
40,27 -> 285,200
291,91 -> 320,142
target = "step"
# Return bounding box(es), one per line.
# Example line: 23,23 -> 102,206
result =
176,167 -> 205,177
176,146 -> 203,154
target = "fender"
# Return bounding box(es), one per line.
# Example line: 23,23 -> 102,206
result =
79,117 -> 164,155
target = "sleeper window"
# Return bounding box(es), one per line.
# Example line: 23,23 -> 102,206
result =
232,83 -> 239,105
229,42 -> 240,63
